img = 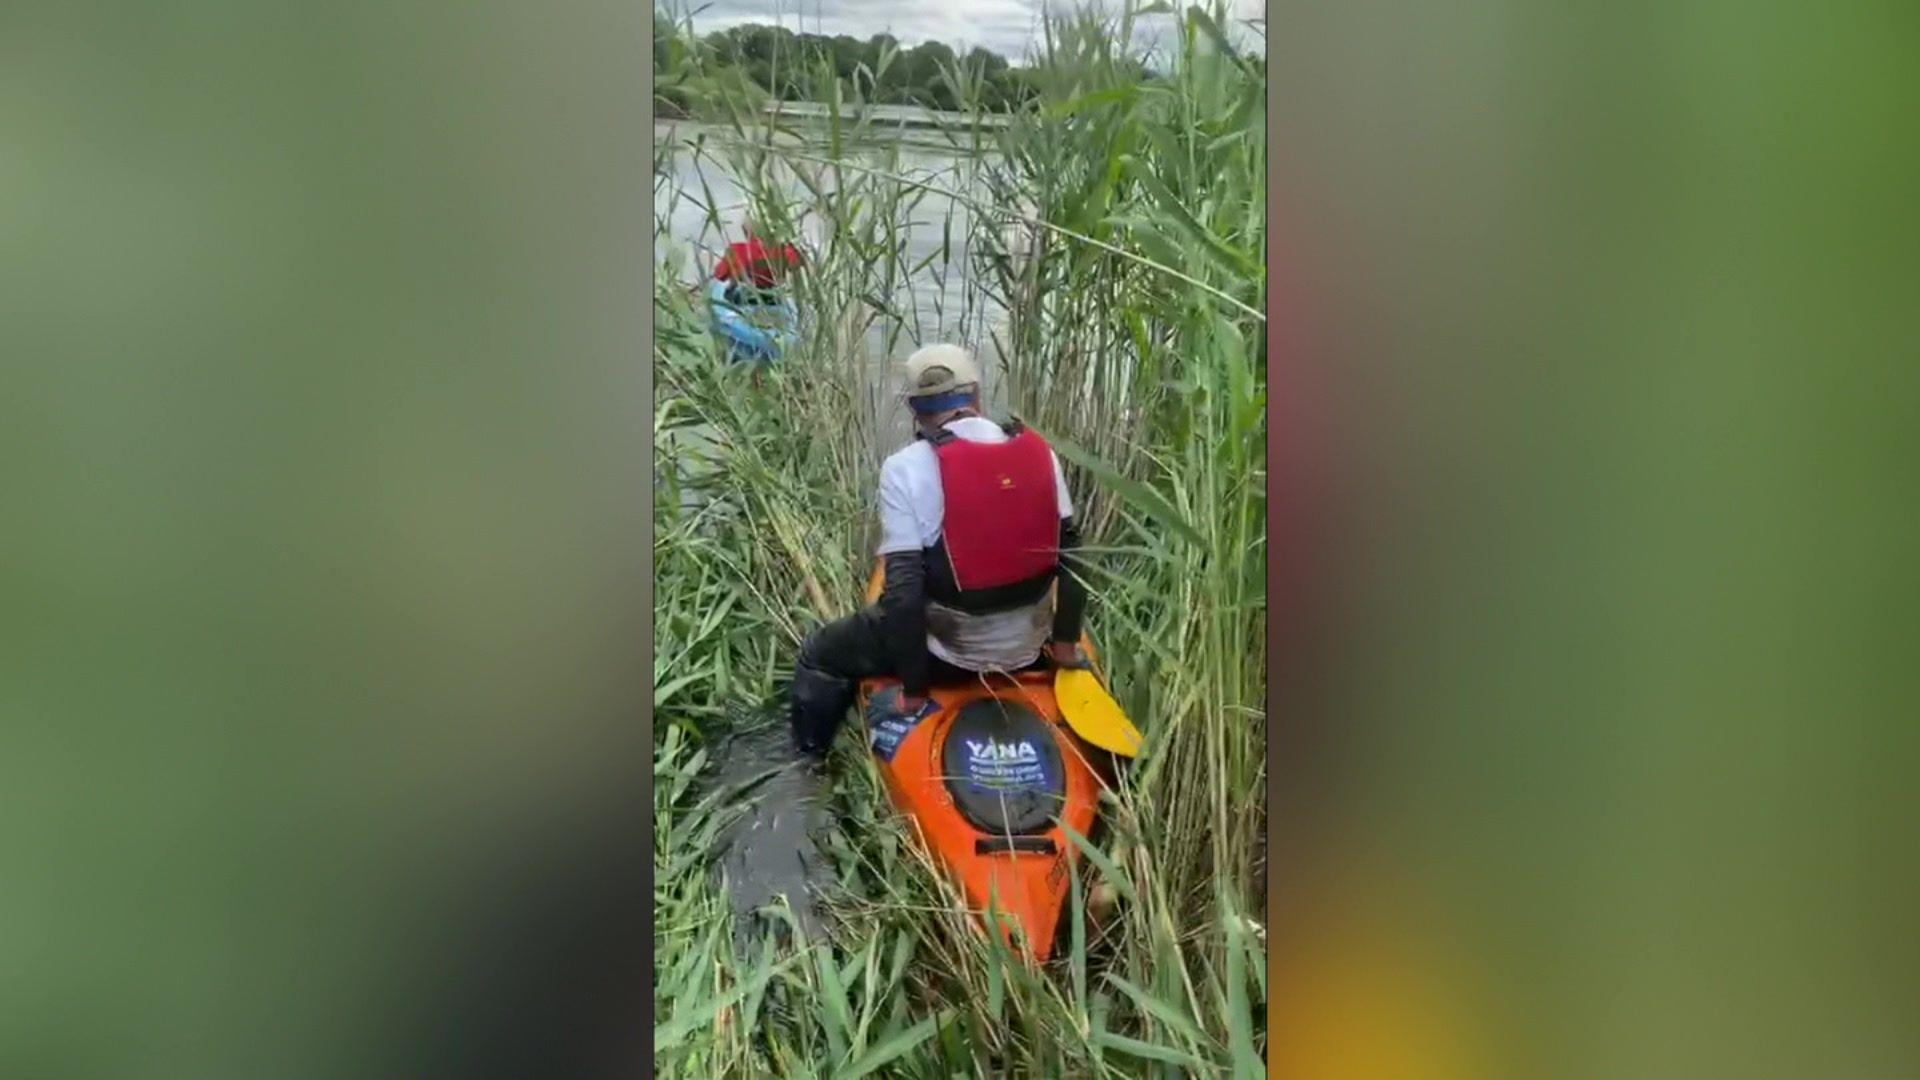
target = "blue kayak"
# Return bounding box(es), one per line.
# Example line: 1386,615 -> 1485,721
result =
707,280 -> 797,363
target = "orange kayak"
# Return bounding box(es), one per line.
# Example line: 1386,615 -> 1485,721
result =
853,565 -> 1108,963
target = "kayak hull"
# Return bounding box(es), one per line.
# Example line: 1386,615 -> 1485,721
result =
707,279 -> 796,362
853,566 -> 1108,963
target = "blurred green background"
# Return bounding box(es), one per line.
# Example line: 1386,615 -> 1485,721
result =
1270,1 -> 1918,1077
4,3 -> 649,1077
4,0 -> 1916,1077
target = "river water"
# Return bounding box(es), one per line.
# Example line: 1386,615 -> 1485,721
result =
654,120 -> 1018,400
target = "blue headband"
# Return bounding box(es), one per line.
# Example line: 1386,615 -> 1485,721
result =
909,388 -> 977,414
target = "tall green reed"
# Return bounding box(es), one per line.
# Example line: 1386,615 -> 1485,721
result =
654,3 -> 1266,1074
963,0 -> 1268,1018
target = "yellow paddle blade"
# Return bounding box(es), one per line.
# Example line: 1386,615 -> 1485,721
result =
1054,667 -> 1143,758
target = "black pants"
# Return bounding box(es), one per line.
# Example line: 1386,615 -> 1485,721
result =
789,604 -> 1044,758
789,605 -> 953,758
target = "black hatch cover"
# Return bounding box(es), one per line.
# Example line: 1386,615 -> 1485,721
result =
941,698 -> 1067,836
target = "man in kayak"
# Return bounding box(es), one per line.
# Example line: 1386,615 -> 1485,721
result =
788,344 -> 1090,760
713,216 -> 804,296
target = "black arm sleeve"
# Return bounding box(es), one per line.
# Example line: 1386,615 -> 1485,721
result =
880,552 -> 932,698
1051,517 -> 1089,644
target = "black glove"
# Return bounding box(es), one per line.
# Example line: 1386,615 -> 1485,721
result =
865,685 -> 939,727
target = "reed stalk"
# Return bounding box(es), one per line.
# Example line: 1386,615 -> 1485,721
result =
654,4 -> 1266,1074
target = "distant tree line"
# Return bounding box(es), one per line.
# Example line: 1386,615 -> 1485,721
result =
655,17 -> 1150,116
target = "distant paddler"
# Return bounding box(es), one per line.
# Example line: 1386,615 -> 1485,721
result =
711,215 -> 805,303
705,215 -> 804,363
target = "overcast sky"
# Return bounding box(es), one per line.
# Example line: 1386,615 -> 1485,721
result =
682,0 -> 1264,65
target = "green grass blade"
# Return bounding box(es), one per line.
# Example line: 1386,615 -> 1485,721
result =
1103,971 -> 1208,1049
1092,1030 -> 1210,1071
655,954 -> 795,1053
813,942 -> 854,1067
1046,433 -> 1203,548
1223,899 -> 1264,1078
840,1008 -> 952,1079
1060,822 -> 1137,905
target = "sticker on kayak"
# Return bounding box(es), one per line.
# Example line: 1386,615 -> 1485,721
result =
868,711 -> 924,763
960,737 -> 1054,793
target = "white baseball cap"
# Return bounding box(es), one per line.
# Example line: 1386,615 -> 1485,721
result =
900,344 -> 982,400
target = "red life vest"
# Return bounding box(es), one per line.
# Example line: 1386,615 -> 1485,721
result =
714,238 -> 802,289
924,420 -> 1061,612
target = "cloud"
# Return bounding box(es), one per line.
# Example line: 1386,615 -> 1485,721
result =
680,0 -> 1264,64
